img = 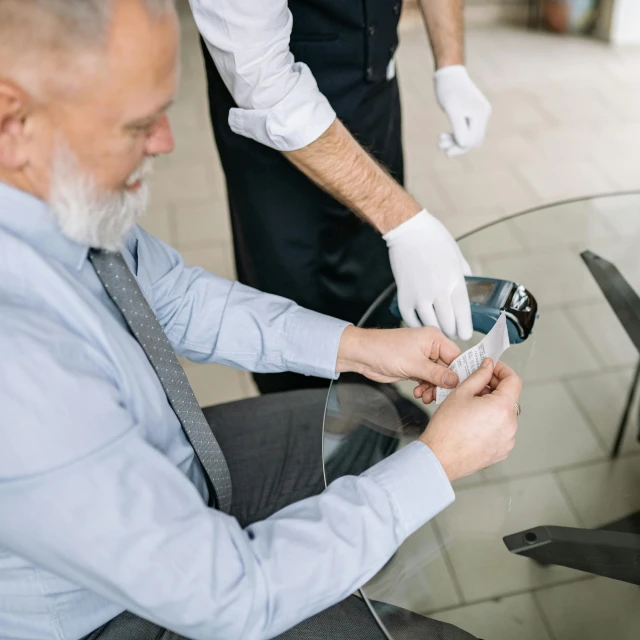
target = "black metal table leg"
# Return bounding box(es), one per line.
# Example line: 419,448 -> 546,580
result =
611,360 -> 640,458
504,523 -> 640,584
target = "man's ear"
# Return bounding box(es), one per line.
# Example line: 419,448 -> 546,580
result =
0,80 -> 32,171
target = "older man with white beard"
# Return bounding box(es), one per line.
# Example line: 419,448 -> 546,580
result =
0,1 -> 521,640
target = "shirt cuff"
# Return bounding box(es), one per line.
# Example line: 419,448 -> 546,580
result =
228,62 -> 337,152
284,308 -> 350,380
363,441 -> 455,541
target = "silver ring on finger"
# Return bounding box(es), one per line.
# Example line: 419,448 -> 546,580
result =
514,403 -> 521,417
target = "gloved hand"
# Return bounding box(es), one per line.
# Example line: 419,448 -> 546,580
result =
384,210 -> 473,340
434,65 -> 491,158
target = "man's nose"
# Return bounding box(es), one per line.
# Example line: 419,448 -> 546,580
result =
145,115 -> 175,156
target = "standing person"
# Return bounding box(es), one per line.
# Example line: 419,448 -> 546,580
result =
191,0 -> 492,394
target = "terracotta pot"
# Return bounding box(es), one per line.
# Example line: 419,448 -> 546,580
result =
542,0 -> 599,34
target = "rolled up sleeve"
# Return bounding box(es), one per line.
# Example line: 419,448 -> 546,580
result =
189,0 -> 337,151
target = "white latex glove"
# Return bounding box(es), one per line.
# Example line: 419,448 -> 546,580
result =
384,210 -> 473,340
434,65 -> 491,158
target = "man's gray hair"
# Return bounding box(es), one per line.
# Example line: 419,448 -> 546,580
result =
0,0 -> 175,92
0,0 -> 175,47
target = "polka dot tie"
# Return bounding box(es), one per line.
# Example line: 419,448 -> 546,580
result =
89,250 -> 232,513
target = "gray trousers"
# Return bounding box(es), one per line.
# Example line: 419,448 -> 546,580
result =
82,390 -> 477,640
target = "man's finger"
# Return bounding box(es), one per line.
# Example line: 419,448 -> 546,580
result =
433,335 -> 462,366
421,387 -> 436,404
417,360 -> 458,389
490,361 -> 522,401
413,381 -> 433,398
456,358 -> 495,396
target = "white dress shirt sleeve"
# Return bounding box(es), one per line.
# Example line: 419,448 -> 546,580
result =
188,0 -> 337,151
0,318 -> 455,640
130,226 -> 349,379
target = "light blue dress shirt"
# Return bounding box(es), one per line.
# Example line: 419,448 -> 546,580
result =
0,182 -> 455,640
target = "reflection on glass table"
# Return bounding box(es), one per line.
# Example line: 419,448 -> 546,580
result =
323,193 -> 640,640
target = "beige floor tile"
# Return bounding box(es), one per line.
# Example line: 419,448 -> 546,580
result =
430,593 -> 553,640
590,193 -> 640,236
501,308 -> 601,383
527,126 -> 604,165
566,367 -> 640,456
485,89 -> 555,133
483,382 -> 605,481
139,203 -> 175,247
477,250 -> 602,306
157,126 -> 221,176
461,133 -> 540,173
595,155 -> 640,192
516,160 -> 617,204
537,87 -> 617,128
457,220 -> 526,260
450,472 -> 487,490
184,362 -> 250,407
148,161 -> 224,205
434,474 -> 583,601
173,199 -> 233,248
557,455 -> 640,528
241,374 -> 261,399
180,244 -> 236,281
446,212 -> 515,241
363,522 -> 461,615
569,301 -> 640,368
405,173 -> 451,219
506,200 -> 617,250
535,577 -> 640,640
436,169 -> 536,216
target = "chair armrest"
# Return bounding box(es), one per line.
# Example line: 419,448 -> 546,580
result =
503,525 -> 640,585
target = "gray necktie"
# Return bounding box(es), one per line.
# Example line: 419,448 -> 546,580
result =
89,249 -> 232,513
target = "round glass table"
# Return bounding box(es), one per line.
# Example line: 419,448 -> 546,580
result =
323,193 -> 640,640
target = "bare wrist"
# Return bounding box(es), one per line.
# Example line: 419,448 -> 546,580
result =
377,199 -> 423,235
336,325 -> 367,375
435,56 -> 464,70
419,434 -> 457,482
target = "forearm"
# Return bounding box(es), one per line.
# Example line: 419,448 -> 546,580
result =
419,0 -> 464,69
284,119 -> 421,234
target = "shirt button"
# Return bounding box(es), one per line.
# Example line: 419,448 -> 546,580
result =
393,3 -> 400,15
368,25 -> 376,36
366,66 -> 374,80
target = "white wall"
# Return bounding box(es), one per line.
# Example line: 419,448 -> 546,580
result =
609,0 -> 640,45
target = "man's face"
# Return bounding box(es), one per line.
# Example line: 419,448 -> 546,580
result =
49,0 -> 178,192
18,0 -> 179,247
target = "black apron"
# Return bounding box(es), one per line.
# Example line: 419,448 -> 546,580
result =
201,0 -> 404,394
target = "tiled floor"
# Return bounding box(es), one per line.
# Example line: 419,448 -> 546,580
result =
142,5 -> 640,639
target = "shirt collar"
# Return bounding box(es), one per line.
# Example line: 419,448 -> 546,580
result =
0,181 -> 89,271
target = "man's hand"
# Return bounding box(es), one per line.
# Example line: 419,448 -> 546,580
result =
434,65 -> 491,157
336,325 -> 462,403
419,358 -> 521,481
384,210 -> 473,340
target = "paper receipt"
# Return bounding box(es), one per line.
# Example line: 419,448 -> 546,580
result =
436,312 -> 511,404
